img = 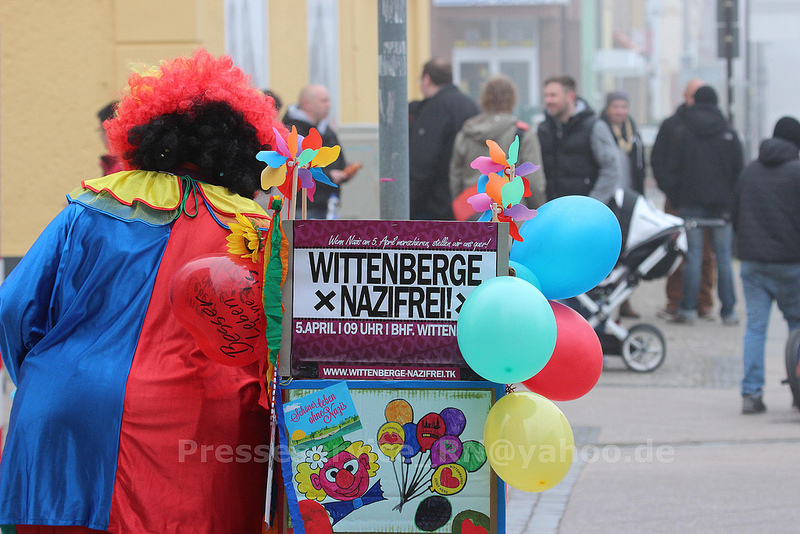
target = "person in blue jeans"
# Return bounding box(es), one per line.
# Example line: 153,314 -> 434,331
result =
733,116 -> 800,414
667,86 -> 743,325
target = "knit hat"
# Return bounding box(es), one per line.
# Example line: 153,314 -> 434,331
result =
773,116 -> 800,149
693,86 -> 718,106
605,90 -> 629,107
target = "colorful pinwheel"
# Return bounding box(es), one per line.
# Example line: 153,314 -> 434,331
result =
256,126 -> 340,217
466,136 -> 540,241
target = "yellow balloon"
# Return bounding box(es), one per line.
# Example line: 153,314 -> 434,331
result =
430,463 -> 467,495
483,392 -> 574,492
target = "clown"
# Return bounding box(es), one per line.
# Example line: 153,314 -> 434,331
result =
0,49 -> 286,533
295,439 -> 385,525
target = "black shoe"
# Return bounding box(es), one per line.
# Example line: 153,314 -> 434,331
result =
742,395 -> 766,414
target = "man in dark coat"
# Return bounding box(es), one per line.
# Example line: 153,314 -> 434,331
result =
651,79 -> 716,321
408,59 -> 479,220
669,85 -> 743,325
283,85 -> 350,219
732,116 -> 800,414
537,75 -> 620,204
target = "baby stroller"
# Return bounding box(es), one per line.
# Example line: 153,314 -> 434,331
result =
570,189 -> 687,372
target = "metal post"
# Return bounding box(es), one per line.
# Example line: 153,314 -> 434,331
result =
378,0 -> 409,220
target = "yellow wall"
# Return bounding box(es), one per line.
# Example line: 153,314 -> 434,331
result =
1,0 -> 428,257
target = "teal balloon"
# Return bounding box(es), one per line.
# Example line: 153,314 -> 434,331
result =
510,195 -> 622,300
457,277 -> 556,384
508,260 -> 541,290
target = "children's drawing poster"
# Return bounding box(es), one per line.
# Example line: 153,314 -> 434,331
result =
281,380 -> 504,534
281,220 -> 509,379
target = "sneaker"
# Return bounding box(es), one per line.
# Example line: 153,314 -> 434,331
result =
742,395 -> 766,414
698,310 -> 716,321
722,314 -> 740,326
668,310 -> 696,325
657,308 -> 678,321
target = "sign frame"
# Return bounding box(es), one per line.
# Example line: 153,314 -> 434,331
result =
278,220 -> 510,379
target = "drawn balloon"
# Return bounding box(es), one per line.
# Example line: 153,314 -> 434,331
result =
416,413 -> 446,453
439,407 -> 466,436
377,421 -> 405,461
430,435 -> 463,468
400,422 -> 420,463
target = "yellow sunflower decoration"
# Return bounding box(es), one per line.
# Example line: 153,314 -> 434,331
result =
226,213 -> 263,263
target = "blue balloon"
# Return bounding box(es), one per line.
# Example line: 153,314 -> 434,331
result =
508,260 -> 541,290
401,422 -> 420,463
457,277 -> 556,384
510,196 -> 621,300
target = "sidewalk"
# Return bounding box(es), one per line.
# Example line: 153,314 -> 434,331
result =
506,262 -> 800,533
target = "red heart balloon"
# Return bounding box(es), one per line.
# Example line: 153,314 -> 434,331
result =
462,518 -> 488,534
170,254 -> 267,366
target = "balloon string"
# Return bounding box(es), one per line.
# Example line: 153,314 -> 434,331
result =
406,450 -> 427,497
405,485 -> 433,504
406,452 -> 433,499
391,457 -> 402,497
407,465 -> 434,498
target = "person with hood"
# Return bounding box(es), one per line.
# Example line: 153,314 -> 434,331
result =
409,59 -> 479,220
651,78 -> 717,323
732,116 -> 800,414
537,75 -> 620,203
669,85 -> 743,325
449,75 -> 546,216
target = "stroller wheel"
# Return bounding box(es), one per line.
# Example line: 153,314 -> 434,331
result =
621,324 -> 666,372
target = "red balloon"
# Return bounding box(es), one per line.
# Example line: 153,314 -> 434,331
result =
170,254 -> 267,367
521,301 -> 602,401
298,499 -> 333,534
416,413 -> 446,453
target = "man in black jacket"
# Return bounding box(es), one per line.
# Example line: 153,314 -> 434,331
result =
733,116 -> 800,414
409,59 -> 479,220
283,85 -> 350,219
537,76 -> 620,204
669,86 -> 743,326
651,79 -> 716,322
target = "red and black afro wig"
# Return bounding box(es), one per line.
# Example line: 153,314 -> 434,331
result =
105,48 -> 287,198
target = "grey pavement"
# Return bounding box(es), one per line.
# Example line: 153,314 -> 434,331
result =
506,261 -> 800,533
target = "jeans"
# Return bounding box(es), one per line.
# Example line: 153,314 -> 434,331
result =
678,207 -> 736,318
740,261 -> 800,396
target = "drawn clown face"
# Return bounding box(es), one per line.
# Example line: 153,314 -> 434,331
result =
310,451 -> 371,501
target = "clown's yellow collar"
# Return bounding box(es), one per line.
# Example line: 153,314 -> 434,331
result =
73,170 -> 269,220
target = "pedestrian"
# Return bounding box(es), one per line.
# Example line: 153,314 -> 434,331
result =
600,90 -> 646,194
733,116 -> 800,414
97,101 -> 123,175
668,85 -> 743,325
409,59 -> 479,220
0,49 -> 285,533
450,74 -> 546,218
283,84 -> 358,219
651,79 -> 717,321
537,75 -> 620,204
600,89 -> 646,317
